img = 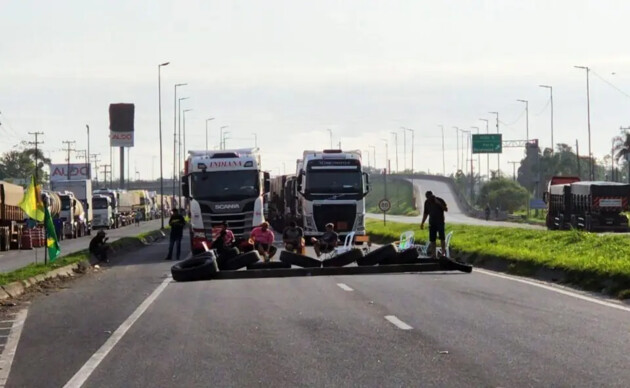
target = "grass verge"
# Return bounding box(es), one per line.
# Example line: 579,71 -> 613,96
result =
0,229 -> 164,287
366,177 -> 419,216
366,219 -> 630,299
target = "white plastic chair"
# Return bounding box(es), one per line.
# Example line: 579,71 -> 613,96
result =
416,240 -> 431,257
435,231 -> 453,257
398,231 -> 415,251
333,231 -> 356,255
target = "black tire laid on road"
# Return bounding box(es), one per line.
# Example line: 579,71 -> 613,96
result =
279,250 -> 322,268
439,257 -> 473,273
322,248 -> 363,268
381,248 -> 420,265
247,261 -> 292,270
224,251 -> 261,271
217,247 -> 240,270
357,243 -> 397,266
171,257 -> 219,282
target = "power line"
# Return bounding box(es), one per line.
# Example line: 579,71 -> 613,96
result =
591,70 -> 630,101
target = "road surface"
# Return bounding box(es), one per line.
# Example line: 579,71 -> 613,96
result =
0,219 -> 163,273
3,239 -> 629,387
369,177 -> 544,229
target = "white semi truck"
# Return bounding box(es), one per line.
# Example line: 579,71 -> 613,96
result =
183,148 -> 270,253
92,194 -> 114,229
51,179 -> 93,237
295,149 -> 370,238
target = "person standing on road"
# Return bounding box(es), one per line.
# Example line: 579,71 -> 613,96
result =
250,222 -> 277,262
165,209 -> 186,261
420,191 -> 448,258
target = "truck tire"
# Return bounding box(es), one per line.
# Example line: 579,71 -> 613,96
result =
357,243 -> 397,266
279,250 -> 321,268
381,248 -> 420,265
439,257 -> 473,273
322,249 -> 363,268
217,247 -> 240,270
247,261 -> 291,270
224,251 -> 261,271
171,257 -> 218,282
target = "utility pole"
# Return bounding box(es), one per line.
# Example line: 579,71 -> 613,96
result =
517,99 -> 529,141
62,140 -> 76,180
472,127 -> 480,182
390,132 -> 399,173
173,83 -> 187,206
28,132 -> 44,184
86,125 -> 91,179
539,85 -> 554,152
575,66 -> 593,180
220,126 -> 229,150
508,161 -> 519,181
402,127 -> 414,173
205,117 -> 214,152
90,154 -> 100,182
453,127 -> 460,172
489,112 -> 500,177
576,139 -> 581,178
101,164 -> 111,187
480,118 -> 490,179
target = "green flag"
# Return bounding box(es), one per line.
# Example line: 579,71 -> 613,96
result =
44,207 -> 60,262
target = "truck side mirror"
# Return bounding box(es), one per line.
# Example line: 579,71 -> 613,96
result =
297,171 -> 304,192
181,176 -> 190,198
363,172 -> 371,195
264,172 -> 271,193
542,192 -> 549,204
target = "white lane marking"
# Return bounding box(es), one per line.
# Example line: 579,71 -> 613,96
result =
63,277 -> 172,388
476,269 -> 630,313
385,315 -> 413,330
0,308 -> 29,387
337,283 -> 354,291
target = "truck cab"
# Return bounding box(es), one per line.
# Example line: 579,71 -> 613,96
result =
92,194 -> 113,229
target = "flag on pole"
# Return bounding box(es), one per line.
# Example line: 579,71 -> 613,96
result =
44,207 -> 60,262
18,176 -> 45,222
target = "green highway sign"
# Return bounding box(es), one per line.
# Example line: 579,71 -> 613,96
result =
472,134 -> 502,154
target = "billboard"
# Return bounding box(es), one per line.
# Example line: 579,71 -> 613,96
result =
109,103 -> 135,147
50,163 -> 92,182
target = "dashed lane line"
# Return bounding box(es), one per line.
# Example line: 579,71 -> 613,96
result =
0,309 -> 29,387
63,276 -> 172,388
385,315 -> 413,330
336,283 -> 354,291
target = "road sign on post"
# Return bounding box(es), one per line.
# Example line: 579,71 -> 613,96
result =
472,134 -> 502,154
379,198 -> 391,225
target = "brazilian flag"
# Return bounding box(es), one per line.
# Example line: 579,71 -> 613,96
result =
44,207 -> 60,261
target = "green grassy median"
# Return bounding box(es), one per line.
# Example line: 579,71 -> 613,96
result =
366,219 -> 630,298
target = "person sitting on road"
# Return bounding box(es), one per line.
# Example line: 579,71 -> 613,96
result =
89,230 -> 110,263
212,221 -> 235,254
311,223 -> 339,258
250,221 -> 277,262
420,191 -> 448,258
282,221 -> 305,254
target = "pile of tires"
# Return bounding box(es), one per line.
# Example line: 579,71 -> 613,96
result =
356,244 -> 397,266
439,256 -> 473,273
381,247 -> 421,265
322,248 -> 363,267
279,250 -> 322,268
216,247 -> 241,270
222,251 -> 262,271
171,252 -> 219,282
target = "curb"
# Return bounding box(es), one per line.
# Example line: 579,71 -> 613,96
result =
0,228 -> 167,302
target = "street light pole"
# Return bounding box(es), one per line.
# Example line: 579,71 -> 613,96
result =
479,118 -> 489,179
177,97 -> 189,201
390,131 -> 399,173
489,112 -> 500,177
220,126 -> 229,150
402,127 -> 414,173
539,85 -> 554,152
205,117 -> 214,153
453,127 -> 460,172
517,99 -> 529,141
575,66 -> 593,180
472,126 -> 480,180
222,131 -> 231,149
157,62 -> 169,228
439,125 -> 445,175
173,83 -> 186,204
327,129 -> 333,149
183,109 -> 193,166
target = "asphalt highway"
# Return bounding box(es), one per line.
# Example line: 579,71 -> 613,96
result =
4,239 -> 629,387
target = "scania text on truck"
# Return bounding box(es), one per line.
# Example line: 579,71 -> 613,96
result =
183,148 -> 270,253
295,149 -> 370,238
543,176 -> 630,232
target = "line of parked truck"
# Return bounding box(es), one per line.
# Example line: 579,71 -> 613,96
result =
0,178 -> 181,250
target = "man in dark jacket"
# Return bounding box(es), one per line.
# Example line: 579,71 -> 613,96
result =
420,191 -> 448,258
165,209 -> 186,260
89,230 -> 109,263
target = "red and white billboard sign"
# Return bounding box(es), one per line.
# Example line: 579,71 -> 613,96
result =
110,131 -> 134,147
50,163 -> 92,182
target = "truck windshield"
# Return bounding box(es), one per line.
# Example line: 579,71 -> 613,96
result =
191,170 -> 259,201
60,197 -> 71,210
306,171 -> 362,194
93,198 -> 109,210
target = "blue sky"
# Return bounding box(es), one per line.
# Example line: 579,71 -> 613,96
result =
2,0 -> 630,179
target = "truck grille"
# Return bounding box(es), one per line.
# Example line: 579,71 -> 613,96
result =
201,212 -> 254,238
313,204 -> 356,232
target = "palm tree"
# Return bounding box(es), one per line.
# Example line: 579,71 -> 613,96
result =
613,132 -> 630,183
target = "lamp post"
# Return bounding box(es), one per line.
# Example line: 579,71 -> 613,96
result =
575,65 -> 593,180
183,109 -> 193,165
472,126 -> 480,180
381,138 -> 389,172
539,85 -> 554,152
402,127 -> 414,173
517,99 -> 529,141
390,131 -> 399,173
222,131 -> 231,149
479,118 -> 489,179
453,126 -> 461,172
327,129 -> 333,149
173,83 -> 186,204
177,97 -> 189,201
157,61 -> 169,228
220,126 -> 229,149
205,117 -> 214,153
489,112 -> 500,177
439,125 -> 445,175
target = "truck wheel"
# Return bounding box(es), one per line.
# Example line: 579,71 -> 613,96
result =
357,243 -> 397,266
322,248 -> 363,268
224,251 -> 261,271
382,248 -> 420,265
279,250 -> 321,268
247,261 -> 291,270
217,247 -> 240,270
171,257 -> 218,282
